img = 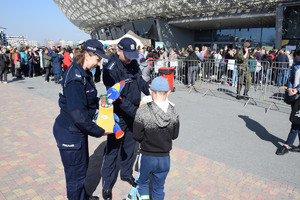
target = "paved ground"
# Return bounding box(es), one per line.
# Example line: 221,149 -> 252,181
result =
0,74 -> 300,200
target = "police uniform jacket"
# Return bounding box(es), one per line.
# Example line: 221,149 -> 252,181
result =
55,61 -> 104,138
103,55 -> 150,126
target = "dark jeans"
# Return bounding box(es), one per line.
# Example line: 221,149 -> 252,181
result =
28,63 -> 33,77
10,63 -> 15,77
0,65 -> 8,82
286,123 -> 300,146
136,154 -> 170,200
34,63 -> 41,76
54,73 -> 61,83
45,67 -> 50,82
23,64 -> 29,77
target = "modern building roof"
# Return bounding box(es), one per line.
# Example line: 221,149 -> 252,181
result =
54,0 -> 295,34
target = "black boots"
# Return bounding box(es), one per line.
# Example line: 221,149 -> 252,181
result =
121,176 -> 137,187
102,189 -> 112,200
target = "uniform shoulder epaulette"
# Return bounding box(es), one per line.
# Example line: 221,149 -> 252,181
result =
64,65 -> 85,87
106,61 -> 116,71
74,69 -> 82,80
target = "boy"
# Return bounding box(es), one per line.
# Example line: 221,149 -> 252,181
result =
133,76 -> 180,200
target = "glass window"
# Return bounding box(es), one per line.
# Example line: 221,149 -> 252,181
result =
261,28 -> 275,44
235,28 -> 261,43
195,30 -> 212,41
283,5 -> 300,41
215,29 -> 235,42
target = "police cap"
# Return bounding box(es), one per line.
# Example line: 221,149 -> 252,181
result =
117,37 -> 138,60
82,39 -> 109,59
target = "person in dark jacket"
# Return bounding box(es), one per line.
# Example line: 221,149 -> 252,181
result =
186,48 -> 200,87
276,55 -> 300,155
275,50 -> 289,86
51,47 -> 64,84
43,47 -> 52,83
133,76 -> 180,200
0,49 -> 10,83
9,49 -> 15,77
27,49 -> 34,78
101,37 -> 150,200
53,39 -> 110,200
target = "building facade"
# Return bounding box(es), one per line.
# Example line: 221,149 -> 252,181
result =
54,0 -> 300,50
28,40 -> 38,47
6,36 -> 28,47
0,30 -> 7,46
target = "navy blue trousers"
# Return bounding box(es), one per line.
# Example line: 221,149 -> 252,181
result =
101,120 -> 136,190
53,122 -> 89,200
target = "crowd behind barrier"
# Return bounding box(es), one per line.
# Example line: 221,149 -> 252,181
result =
0,44 -> 297,111
146,58 -> 291,108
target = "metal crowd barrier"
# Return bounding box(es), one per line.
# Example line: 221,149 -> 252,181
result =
145,59 -> 291,111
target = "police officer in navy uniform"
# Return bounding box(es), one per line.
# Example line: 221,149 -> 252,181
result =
53,39 -> 111,200
101,37 -> 150,200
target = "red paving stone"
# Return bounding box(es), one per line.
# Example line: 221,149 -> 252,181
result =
1,83 -> 300,200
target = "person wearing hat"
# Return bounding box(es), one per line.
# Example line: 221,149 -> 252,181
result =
53,39 -> 111,200
236,42 -> 251,99
101,37 -> 150,200
276,50 -> 300,155
133,76 -> 180,200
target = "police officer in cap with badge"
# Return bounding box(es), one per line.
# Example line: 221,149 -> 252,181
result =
101,37 -> 150,200
53,39 -> 112,200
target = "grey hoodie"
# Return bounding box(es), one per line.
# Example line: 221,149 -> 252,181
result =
133,101 -> 180,156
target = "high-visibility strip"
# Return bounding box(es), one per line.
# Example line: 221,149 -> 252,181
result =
140,195 -> 150,200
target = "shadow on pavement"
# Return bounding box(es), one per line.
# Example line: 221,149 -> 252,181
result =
238,115 -> 286,148
85,141 -> 106,196
85,141 -> 140,197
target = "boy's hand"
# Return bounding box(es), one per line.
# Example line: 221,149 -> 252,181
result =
288,88 -> 298,96
106,93 -> 115,104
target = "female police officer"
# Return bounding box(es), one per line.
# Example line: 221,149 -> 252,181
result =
53,39 -> 110,200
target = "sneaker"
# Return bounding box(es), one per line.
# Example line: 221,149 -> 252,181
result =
3,81 -> 8,84
275,145 -> 289,155
187,84 -> 191,88
290,145 -> 300,152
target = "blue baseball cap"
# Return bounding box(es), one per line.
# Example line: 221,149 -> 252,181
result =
117,37 -> 138,60
82,39 -> 108,59
150,77 -> 170,92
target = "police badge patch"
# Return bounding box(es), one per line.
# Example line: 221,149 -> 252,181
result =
131,44 -> 135,50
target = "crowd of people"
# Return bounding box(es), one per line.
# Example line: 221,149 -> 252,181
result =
1,42 -> 297,89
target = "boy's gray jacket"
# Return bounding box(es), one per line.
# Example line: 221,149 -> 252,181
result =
133,101 -> 180,157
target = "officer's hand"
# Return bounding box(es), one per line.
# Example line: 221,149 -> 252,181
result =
104,131 -> 113,136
